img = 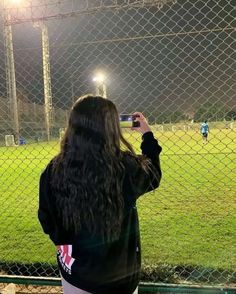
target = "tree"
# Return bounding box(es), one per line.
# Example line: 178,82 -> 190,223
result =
194,102 -> 228,122
225,110 -> 236,121
148,109 -> 187,124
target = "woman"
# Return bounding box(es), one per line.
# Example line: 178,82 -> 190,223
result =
38,95 -> 162,294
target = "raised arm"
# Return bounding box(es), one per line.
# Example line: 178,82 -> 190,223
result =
123,113 -> 162,199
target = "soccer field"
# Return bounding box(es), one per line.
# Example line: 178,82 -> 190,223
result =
0,129 -> 235,275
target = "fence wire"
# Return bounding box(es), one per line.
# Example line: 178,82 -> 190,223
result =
0,0 -> 235,292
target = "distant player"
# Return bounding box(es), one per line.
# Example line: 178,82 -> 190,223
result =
200,120 -> 209,143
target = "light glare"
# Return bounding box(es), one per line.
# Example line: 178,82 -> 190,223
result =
93,73 -> 105,83
7,0 -> 22,8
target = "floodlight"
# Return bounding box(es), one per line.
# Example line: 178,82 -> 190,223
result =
92,73 -> 107,98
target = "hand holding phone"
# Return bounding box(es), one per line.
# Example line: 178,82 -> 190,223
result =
119,114 -> 140,128
131,112 -> 151,134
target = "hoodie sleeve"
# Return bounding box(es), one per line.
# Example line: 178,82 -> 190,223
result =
123,132 -> 162,200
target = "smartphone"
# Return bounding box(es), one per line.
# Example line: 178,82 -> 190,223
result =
119,114 -> 140,128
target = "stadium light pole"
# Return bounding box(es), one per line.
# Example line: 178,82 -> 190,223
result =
33,21 -> 53,141
3,0 -> 20,145
70,75 -> 80,106
71,77 -> 75,106
93,73 -> 107,98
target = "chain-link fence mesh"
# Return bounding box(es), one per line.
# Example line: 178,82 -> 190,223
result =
0,0 -> 235,292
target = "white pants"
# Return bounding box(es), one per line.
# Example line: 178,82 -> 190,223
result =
61,276 -> 138,294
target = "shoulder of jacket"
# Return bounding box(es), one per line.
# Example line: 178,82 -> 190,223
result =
122,152 -> 143,171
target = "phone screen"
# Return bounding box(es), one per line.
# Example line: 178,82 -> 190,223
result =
119,114 -> 133,128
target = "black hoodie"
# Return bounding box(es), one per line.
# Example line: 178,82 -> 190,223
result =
38,132 -> 162,294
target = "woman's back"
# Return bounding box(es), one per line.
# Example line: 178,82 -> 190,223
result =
38,96 -> 162,294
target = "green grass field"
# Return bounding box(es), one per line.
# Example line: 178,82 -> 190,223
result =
0,129 -> 235,276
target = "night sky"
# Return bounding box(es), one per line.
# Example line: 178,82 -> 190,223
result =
0,0 -> 235,121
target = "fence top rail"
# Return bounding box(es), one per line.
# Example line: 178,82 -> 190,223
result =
0,276 -> 236,293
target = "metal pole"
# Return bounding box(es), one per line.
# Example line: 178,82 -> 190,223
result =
102,82 -> 107,98
34,21 -> 53,141
95,82 -> 99,96
33,102 -> 37,121
96,82 -> 107,98
42,22 -> 52,141
71,77 -> 74,105
3,7 -> 20,145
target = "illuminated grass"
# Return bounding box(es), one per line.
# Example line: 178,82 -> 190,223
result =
0,129 -> 235,273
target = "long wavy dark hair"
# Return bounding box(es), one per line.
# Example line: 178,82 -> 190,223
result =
51,95 -> 138,239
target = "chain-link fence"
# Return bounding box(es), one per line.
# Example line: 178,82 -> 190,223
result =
0,0 -> 235,293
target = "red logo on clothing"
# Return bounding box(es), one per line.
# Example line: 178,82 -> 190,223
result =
57,245 -> 75,274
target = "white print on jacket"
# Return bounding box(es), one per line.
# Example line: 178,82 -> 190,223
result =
57,245 -> 75,275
